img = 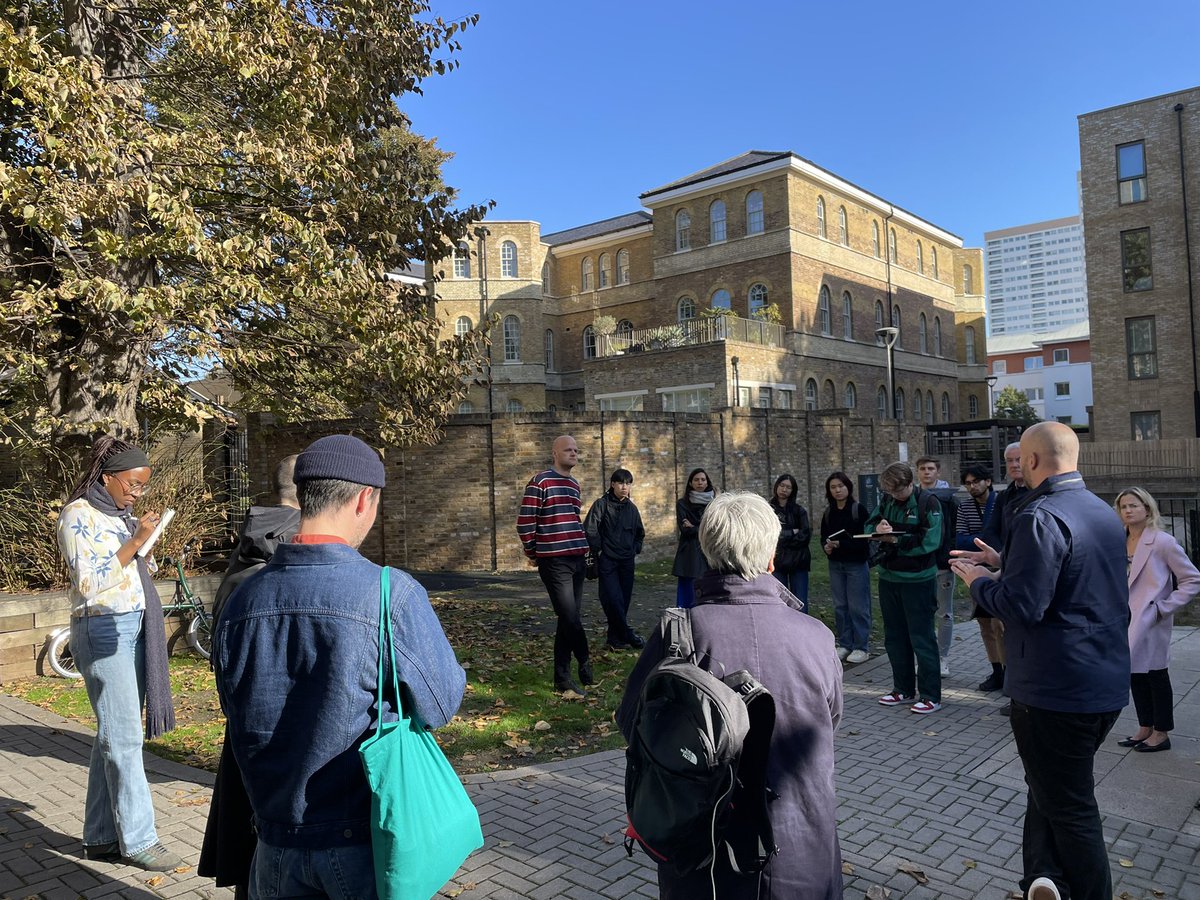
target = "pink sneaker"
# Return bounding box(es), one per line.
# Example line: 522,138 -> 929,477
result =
910,700 -> 942,715
877,692 -> 913,706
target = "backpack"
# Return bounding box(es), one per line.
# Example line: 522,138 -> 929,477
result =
623,608 -> 778,877
925,486 -> 958,569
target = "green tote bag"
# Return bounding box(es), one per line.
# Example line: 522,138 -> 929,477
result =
359,568 -> 484,900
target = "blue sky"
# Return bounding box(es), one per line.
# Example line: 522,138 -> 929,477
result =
404,1 -> 1200,249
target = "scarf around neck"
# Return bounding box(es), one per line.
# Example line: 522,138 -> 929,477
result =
86,481 -> 176,739
689,489 -> 715,506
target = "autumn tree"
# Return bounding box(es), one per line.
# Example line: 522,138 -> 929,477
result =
994,385 -> 1041,424
0,0 -> 488,477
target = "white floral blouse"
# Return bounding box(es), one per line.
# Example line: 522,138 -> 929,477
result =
57,498 -> 158,617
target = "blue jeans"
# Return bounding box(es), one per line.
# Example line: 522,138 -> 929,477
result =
251,840 -> 378,899
71,611 -> 158,855
598,556 -> 637,644
676,577 -> 695,609
772,569 -> 808,608
829,560 -> 872,652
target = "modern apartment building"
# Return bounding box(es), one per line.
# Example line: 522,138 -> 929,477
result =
1079,87 -> 1200,441
431,151 -> 989,423
984,216 -> 1088,336
986,322 -> 1092,426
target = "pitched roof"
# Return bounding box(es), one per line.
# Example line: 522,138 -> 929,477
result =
541,211 -> 653,247
986,320 -> 1091,355
640,151 -> 792,198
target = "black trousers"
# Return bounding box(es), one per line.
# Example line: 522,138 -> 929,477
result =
1130,668 -> 1174,731
1009,700 -> 1120,900
538,555 -> 588,685
598,555 -> 636,644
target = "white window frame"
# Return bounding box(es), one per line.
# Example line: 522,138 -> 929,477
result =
598,252 -> 610,289
838,206 -> 848,245
748,283 -> 768,316
844,382 -> 857,409
993,360 -> 1007,374
1053,348 -> 1070,364
678,296 -> 696,322
746,191 -> 764,235
581,257 -> 593,291
455,315 -> 472,337
596,389 -> 647,412
453,243 -> 470,279
500,240 -> 518,278
675,210 -> 691,251
502,315 -> 521,362
818,285 -> 831,335
710,200 -> 727,243
544,329 -> 555,371
816,196 -> 826,238
658,383 -> 715,414
616,249 -> 630,285
842,292 -> 853,340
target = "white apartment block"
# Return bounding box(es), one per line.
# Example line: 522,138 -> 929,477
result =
987,322 -> 1092,426
984,216 -> 1088,336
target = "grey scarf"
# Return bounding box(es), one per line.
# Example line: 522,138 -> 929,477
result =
86,481 -> 176,739
688,490 -> 715,506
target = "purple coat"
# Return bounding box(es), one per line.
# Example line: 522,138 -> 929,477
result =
1127,528 -> 1200,672
617,572 -> 844,899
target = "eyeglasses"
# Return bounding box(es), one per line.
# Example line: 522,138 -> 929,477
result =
109,474 -> 151,497
963,479 -> 984,486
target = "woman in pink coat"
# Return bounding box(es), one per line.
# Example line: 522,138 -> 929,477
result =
1114,487 -> 1200,753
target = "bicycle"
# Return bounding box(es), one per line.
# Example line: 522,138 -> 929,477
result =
46,537 -> 213,678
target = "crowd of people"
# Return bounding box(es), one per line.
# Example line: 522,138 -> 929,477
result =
53,424 -> 1200,900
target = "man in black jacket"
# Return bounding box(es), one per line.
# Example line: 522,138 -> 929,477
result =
585,468 -> 646,650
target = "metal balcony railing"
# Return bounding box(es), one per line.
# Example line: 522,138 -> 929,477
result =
595,315 -> 785,357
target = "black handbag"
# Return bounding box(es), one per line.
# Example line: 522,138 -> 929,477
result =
585,553 -> 599,580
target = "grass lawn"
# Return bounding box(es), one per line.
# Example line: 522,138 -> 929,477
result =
1,535 -> 985,776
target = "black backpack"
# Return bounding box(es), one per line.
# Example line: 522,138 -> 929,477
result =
926,486 -> 958,569
623,608 -> 778,877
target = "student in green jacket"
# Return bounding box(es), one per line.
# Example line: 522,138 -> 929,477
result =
866,461 -> 944,714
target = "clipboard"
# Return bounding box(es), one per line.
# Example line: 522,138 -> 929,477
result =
854,531 -> 908,539
136,508 -> 175,558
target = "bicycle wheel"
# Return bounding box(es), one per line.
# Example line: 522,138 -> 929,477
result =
47,628 -> 83,679
187,611 -> 213,660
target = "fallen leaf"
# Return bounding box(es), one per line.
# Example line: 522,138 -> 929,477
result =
896,860 -> 928,884
601,833 -> 614,844
865,886 -> 891,899
962,859 -> 976,869
922,731 -> 938,736
534,720 -> 551,731
173,865 -> 193,873
841,861 -> 854,875
1118,858 -> 1135,868
145,876 -> 164,887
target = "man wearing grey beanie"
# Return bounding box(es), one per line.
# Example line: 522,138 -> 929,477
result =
214,434 -> 466,899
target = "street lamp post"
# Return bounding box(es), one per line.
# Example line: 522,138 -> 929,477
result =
875,327 -> 899,419
985,374 -> 998,419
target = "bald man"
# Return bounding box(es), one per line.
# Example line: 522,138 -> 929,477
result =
951,423 -> 1129,900
517,435 -> 593,695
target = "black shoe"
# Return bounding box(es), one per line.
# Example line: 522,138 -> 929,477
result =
999,701 -> 1011,717
978,672 -> 1004,692
83,842 -> 122,862
554,678 -> 586,696
1134,737 -> 1171,753
1117,736 -> 1147,748
627,632 -> 645,649
578,661 -> 595,686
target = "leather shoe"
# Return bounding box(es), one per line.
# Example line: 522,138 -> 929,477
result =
1134,737 -> 1171,753
578,661 -> 595,686
978,672 -> 1004,692
628,632 -> 645,649
1117,736 -> 1147,748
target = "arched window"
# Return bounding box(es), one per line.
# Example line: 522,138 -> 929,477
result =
675,210 -> 691,250
913,390 -> 923,421
968,395 -> 979,419
502,315 -> 520,361
872,221 -> 881,258
501,240 -> 517,278
453,242 -> 470,278
894,387 -> 905,420
919,313 -> 928,354
845,382 -> 857,409
541,261 -> 550,293
931,245 -> 939,279
616,319 -> 634,339
544,329 -> 555,371
926,392 -> 935,424
823,379 -> 836,408
678,296 -> 696,322
711,289 -> 732,309
583,325 -> 596,360
838,206 -> 848,245
818,285 -> 832,335
457,400 -> 474,414
746,191 -> 764,235
941,392 -> 951,422
616,249 -> 630,284
816,196 -> 827,238
888,228 -> 897,263
842,291 -> 853,339
963,264 -> 973,293
455,315 -> 472,337
933,316 -> 942,356
710,200 -> 727,242
965,325 -> 977,365
507,399 -> 523,414
916,240 -> 924,274
598,252 -> 611,288
892,306 -> 902,346
877,386 -> 888,420
805,378 -> 818,411
748,283 -> 768,316
581,257 -> 593,291
874,300 -> 885,343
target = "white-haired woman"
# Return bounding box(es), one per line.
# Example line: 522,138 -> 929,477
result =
617,492 -> 844,899
1114,487 -> 1200,753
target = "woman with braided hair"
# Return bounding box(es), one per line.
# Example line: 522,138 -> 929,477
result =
56,435 -> 183,871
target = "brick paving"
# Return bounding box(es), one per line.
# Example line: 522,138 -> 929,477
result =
3,627 -> 1199,899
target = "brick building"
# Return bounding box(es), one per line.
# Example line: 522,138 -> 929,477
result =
431,151 -> 988,422
1079,87 -> 1200,441
986,322 -> 1092,425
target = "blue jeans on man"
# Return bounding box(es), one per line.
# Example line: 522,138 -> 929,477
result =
829,560 -> 872,652
71,611 -> 159,856
251,841 -> 377,899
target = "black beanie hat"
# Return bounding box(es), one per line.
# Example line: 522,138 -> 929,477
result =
293,435 -> 386,488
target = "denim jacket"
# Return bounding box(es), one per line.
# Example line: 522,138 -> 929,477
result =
214,542 -> 466,848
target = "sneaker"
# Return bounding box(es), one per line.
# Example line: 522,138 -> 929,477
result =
1027,876 -> 1061,900
846,650 -> 870,665
940,659 -> 951,677
121,842 -> 183,872
83,842 -> 121,862
578,662 -> 595,686
978,671 -> 1005,692
877,692 -> 913,706
835,645 -> 851,661
910,700 -> 942,715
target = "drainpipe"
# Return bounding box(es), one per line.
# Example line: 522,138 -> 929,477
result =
1175,103 -> 1199,436
884,208 -> 896,418
475,226 -> 498,570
